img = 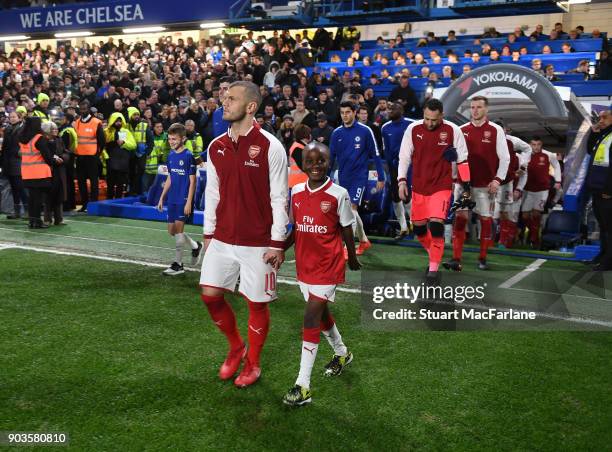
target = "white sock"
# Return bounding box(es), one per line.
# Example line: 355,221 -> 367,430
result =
393,202 -> 408,231
175,233 -> 185,264
354,211 -> 367,242
184,233 -> 198,250
295,341 -> 319,389
322,324 -> 347,357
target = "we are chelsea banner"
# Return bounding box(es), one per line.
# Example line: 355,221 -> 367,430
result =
1,0 -> 234,34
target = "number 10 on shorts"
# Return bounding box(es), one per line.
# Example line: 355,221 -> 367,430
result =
265,272 -> 276,293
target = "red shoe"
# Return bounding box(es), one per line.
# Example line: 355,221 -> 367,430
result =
219,343 -> 247,380
356,240 -> 371,256
234,359 -> 261,388
343,246 -> 348,260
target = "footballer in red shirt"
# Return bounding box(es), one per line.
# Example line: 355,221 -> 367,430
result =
445,96 -> 509,271
520,136 -> 561,248
282,142 -> 361,407
398,98 -> 470,282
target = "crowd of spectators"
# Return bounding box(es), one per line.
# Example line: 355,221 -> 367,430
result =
0,24 -> 609,218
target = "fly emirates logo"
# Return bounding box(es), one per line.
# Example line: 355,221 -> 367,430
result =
297,215 -> 328,234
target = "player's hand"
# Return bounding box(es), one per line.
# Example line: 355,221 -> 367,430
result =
398,182 -> 410,202
263,248 -> 285,271
183,203 -> 192,216
347,255 -> 361,271
376,181 -> 385,192
117,139 -> 125,146
554,182 -> 561,190
513,189 -> 522,201
156,201 -> 163,212
487,179 -> 500,194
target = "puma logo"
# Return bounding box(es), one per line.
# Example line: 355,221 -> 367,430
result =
416,134 -> 423,139
294,202 -> 300,208
249,325 -> 263,335
463,132 -> 469,137
214,320 -> 223,326
303,346 -> 316,354
217,148 -> 225,155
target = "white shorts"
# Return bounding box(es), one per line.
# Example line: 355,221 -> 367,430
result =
495,182 -> 514,215
521,190 -> 548,212
200,239 -> 277,303
509,198 -> 521,223
298,282 -> 337,303
454,185 -> 495,217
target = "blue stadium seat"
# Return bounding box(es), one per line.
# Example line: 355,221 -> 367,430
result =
541,211 -> 582,250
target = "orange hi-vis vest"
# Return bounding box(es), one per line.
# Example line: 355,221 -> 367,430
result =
19,134 -> 51,180
288,141 -> 308,188
74,117 -> 101,156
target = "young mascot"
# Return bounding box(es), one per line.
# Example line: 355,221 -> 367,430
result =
157,123 -> 202,275
283,142 -> 361,407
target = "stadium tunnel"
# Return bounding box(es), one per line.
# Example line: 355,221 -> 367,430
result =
437,63 -> 592,215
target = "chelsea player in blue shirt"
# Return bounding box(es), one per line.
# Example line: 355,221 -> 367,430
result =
329,101 -> 385,256
157,123 -> 202,275
381,102 -> 413,239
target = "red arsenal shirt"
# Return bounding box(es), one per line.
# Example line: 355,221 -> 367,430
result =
397,119 -> 468,195
460,120 -> 510,188
525,151 -> 553,192
290,178 -> 355,285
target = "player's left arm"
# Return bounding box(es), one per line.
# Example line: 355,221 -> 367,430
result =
452,123 -> 471,193
366,126 -> 386,189
493,124 -> 510,188
545,150 -> 562,188
264,137 -> 289,269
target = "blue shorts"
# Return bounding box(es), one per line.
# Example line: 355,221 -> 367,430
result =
342,180 -> 366,206
167,203 -> 188,223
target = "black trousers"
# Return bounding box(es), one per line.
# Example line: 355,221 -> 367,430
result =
76,155 -> 99,206
64,155 -> 76,210
593,194 -> 612,266
7,175 -> 28,209
107,170 -> 128,200
128,154 -> 145,195
27,186 -> 49,222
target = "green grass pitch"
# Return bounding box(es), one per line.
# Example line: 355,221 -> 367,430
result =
1,216 -> 611,450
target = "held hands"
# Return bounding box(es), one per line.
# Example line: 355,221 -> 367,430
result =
263,248 -> 285,271
513,189 -> 522,201
375,181 -> 385,192
398,182 -> 410,202
554,182 -> 562,190
487,179 -> 500,194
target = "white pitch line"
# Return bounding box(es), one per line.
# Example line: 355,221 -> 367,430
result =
65,218 -> 171,232
0,226 -> 173,251
0,244 -> 361,294
1,244 -> 609,324
499,258 -> 547,289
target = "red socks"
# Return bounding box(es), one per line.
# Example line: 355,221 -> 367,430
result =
500,219 -> 517,248
479,217 -> 493,260
201,294 -> 243,350
452,215 -> 467,261
529,216 -> 541,245
246,300 -> 270,367
416,230 -> 432,257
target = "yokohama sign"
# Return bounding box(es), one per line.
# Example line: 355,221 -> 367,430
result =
440,63 -> 567,118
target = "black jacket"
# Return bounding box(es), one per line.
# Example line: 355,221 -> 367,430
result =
1,121 -> 24,176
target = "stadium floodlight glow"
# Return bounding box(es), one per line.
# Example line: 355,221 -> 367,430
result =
0,35 -> 29,41
55,31 -> 94,38
200,22 -> 226,29
122,26 -> 166,34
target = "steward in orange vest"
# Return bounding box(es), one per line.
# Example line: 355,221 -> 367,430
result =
18,117 -> 54,228
288,124 -> 312,189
